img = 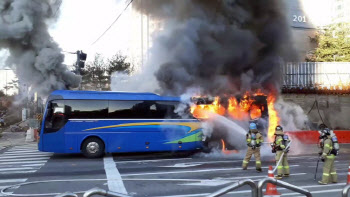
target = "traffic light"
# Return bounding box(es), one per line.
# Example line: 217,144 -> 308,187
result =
76,50 -> 87,68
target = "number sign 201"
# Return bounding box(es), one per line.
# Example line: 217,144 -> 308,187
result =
293,15 -> 306,23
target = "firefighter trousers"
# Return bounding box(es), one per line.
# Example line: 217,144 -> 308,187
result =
321,155 -> 337,183
276,151 -> 289,175
242,147 -> 261,169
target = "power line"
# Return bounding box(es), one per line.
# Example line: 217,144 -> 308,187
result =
53,0 -> 62,17
91,0 -> 134,46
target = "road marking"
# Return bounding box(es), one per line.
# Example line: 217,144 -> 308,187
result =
160,160 -> 240,168
0,157 -> 50,162
0,192 -> 13,197
21,164 -> 45,167
6,149 -> 41,153
104,155 -> 127,194
0,185 -> 19,190
218,173 -> 307,180
283,188 -> 342,196
116,158 -> 192,164
121,165 -> 299,176
162,163 -> 202,168
179,180 -> 231,186
0,160 -> 47,165
7,149 -> 38,152
0,167 -> 37,172
0,170 -> 37,174
0,179 -> 27,184
0,155 -> 51,159
4,152 -> 52,156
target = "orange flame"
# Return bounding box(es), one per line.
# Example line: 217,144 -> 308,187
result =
250,105 -> 262,120
267,94 -> 280,142
221,139 -> 239,154
191,90 -> 281,142
190,97 -> 225,119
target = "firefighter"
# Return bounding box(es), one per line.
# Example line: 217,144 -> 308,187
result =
242,123 -> 263,172
318,127 -> 338,185
272,125 -> 290,179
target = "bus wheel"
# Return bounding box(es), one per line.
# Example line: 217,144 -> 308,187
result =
82,137 -> 105,158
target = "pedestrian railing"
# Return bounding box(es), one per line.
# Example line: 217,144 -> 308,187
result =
206,179 -> 257,197
342,184 -> 350,197
257,177 -> 312,197
83,188 -> 130,197
54,188 -> 130,197
55,192 -> 78,197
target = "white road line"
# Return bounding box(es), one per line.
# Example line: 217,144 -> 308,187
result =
4,151 -> 51,155
0,170 -> 36,174
0,157 -> 50,162
21,164 -> 45,167
283,188 -> 342,196
0,167 -> 37,172
0,155 -> 50,159
0,186 -> 19,190
5,150 -> 42,153
0,179 -> 27,184
0,192 -> 13,196
3,153 -> 52,157
116,158 -> 192,164
7,148 -> 38,151
121,165 -> 300,177
0,160 -> 47,165
104,155 -> 127,194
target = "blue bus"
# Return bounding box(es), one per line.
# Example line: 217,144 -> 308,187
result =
38,90 -> 203,158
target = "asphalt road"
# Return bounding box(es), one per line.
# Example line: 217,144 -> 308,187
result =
0,144 -> 350,197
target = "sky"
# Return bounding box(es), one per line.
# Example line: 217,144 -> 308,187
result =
0,0 -> 133,95
49,0 -> 132,64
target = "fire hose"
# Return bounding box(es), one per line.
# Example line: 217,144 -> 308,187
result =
272,140 -> 292,173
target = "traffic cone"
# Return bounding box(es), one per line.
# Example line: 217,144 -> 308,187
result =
347,163 -> 350,185
264,166 -> 281,196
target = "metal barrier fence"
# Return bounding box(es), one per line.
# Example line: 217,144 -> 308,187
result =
342,184 -> 350,197
206,179 -> 257,197
257,178 -> 312,197
56,180 -> 350,197
281,62 -> 350,94
55,188 -> 130,197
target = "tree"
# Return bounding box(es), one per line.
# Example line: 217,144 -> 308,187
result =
307,23 -> 350,62
80,53 -> 132,91
106,53 -> 133,75
81,54 -> 108,90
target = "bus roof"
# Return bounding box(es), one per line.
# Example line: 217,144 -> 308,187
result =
48,90 -> 181,102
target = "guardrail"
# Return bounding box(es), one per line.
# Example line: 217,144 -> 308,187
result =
257,178 -> 312,197
54,188 -> 130,197
55,192 -> 78,197
342,184 -> 350,197
83,188 -> 130,197
206,179 -> 257,197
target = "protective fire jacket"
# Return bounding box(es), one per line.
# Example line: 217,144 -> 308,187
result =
274,130 -> 289,151
321,136 -> 334,158
246,129 -> 263,147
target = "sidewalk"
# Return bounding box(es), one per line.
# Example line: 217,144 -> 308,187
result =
0,130 -> 34,151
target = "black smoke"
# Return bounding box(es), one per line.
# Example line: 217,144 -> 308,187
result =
132,0 -> 297,96
0,0 -> 81,96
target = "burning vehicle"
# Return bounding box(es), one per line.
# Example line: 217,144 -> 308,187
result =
190,90 -> 280,151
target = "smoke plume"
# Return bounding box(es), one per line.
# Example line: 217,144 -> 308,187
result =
0,0 -> 81,96
112,0 -> 296,96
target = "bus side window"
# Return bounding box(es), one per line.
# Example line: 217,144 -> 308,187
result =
44,100 -> 65,133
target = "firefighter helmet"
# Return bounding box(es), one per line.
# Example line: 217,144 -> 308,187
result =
275,125 -> 283,131
321,128 -> 331,136
318,124 -> 327,130
249,123 -> 257,130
